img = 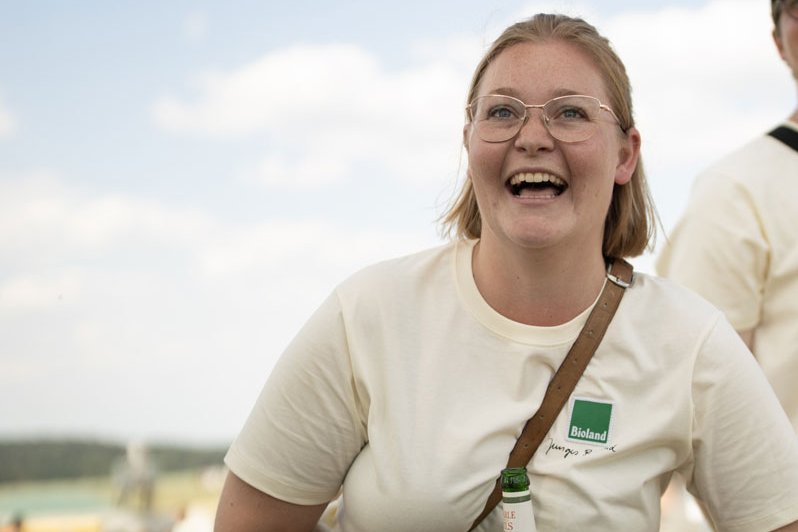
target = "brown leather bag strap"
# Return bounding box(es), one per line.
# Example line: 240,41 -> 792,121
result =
468,258 -> 634,531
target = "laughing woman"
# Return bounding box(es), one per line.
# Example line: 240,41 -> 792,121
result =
215,13 -> 798,532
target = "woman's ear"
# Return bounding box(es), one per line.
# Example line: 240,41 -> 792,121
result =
614,127 -> 641,185
463,123 -> 471,151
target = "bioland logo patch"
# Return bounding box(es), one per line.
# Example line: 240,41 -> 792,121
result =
567,397 -> 614,446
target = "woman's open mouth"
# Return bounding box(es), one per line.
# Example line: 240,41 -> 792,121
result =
507,172 -> 568,198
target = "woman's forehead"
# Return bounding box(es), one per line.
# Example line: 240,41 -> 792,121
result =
478,40 -> 608,100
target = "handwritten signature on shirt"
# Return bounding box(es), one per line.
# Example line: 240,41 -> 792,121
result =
544,437 -> 617,460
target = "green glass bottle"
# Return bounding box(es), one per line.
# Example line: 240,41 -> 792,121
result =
501,467 -> 537,531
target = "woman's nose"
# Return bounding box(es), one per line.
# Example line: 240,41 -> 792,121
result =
513,110 -> 554,152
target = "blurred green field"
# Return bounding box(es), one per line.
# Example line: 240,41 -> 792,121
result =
0,466 -> 224,531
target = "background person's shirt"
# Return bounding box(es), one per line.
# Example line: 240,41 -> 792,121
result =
657,121 -> 798,433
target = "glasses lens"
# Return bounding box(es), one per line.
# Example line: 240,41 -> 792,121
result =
542,96 -> 601,143
470,95 -> 526,143
788,0 -> 798,17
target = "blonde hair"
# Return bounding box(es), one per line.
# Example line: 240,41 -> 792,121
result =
441,13 -> 657,258
773,0 -> 782,31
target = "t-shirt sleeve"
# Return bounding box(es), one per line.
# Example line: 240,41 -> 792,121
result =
224,290 -> 368,505
656,170 -> 768,331
688,314 -> 798,531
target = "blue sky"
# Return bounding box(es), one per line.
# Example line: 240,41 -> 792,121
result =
0,0 -> 791,446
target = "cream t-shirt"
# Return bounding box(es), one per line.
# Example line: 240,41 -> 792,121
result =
657,122 -> 798,432
227,240 -> 798,531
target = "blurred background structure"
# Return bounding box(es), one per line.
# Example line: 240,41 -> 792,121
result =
0,438 -> 223,531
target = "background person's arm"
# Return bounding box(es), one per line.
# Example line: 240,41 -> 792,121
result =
214,471 -> 328,532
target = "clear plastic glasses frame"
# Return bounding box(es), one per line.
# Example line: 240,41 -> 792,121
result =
466,94 -> 623,143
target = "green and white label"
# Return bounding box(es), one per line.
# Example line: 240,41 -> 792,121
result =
567,397 -> 614,445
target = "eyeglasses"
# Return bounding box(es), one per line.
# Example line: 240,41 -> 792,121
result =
777,0 -> 798,21
466,94 -> 623,143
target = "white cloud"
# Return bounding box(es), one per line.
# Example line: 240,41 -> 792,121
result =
0,272 -> 80,312
0,170 -> 438,441
252,151 -> 349,187
610,1 -> 785,149
197,218 -> 429,278
153,44 -> 381,136
153,43 -> 469,187
0,171 -> 213,253
0,170 -> 429,282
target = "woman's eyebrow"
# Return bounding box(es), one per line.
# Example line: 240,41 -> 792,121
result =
482,87 -> 586,99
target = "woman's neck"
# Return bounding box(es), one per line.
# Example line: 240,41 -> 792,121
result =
471,238 -> 608,327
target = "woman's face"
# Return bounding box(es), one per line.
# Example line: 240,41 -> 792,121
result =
464,40 -> 640,256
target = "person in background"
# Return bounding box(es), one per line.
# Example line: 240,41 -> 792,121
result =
9,514 -> 22,532
657,0 -> 798,432
215,12 -> 798,532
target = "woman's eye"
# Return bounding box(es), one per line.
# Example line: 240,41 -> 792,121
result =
488,106 -> 518,119
555,106 -> 589,121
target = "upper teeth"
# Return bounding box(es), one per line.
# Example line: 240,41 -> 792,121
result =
509,172 -> 566,187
